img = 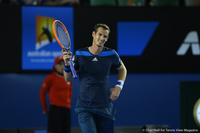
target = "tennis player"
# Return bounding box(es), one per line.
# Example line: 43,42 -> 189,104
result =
63,23 -> 127,133
39,56 -> 72,133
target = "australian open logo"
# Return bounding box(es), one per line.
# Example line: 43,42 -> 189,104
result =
36,15 -> 56,50
27,15 -> 61,58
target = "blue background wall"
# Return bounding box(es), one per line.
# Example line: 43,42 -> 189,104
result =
1,73 -> 200,130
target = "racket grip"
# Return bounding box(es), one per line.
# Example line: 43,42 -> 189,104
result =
69,60 -> 77,79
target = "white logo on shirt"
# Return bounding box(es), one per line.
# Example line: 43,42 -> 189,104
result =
92,57 -> 98,61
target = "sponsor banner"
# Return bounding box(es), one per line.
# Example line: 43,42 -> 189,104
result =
22,7 -> 74,70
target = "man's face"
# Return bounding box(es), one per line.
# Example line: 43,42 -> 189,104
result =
92,27 -> 109,47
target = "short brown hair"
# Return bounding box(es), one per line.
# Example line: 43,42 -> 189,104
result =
94,23 -> 110,34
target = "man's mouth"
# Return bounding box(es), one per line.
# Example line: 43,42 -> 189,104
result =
99,40 -> 104,44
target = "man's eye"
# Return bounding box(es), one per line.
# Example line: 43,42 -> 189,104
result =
104,36 -> 108,38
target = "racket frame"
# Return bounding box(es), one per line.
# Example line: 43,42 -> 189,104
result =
52,20 -> 77,79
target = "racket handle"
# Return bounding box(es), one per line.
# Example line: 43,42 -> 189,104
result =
69,60 -> 77,79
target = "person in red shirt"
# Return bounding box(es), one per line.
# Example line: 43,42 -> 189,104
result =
40,56 -> 72,133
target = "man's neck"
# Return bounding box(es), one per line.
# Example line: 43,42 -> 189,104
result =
89,45 -> 103,55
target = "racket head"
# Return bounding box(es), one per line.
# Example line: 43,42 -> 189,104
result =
52,20 -> 71,50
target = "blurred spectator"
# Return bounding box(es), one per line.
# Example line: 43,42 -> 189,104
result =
10,0 -> 19,4
151,0 -> 179,6
21,0 -> 37,5
0,0 -> 37,5
185,0 -> 200,6
40,56 -> 72,133
38,0 -> 79,6
90,0 -> 181,7
118,0 -> 145,6
128,0 -> 145,6
4,0 -> 22,5
194,0 -> 200,6
90,0 -> 116,6
126,0 -> 136,6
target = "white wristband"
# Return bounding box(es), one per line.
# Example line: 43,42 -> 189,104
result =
115,80 -> 124,90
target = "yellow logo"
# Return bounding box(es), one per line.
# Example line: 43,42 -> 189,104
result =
36,15 -> 56,50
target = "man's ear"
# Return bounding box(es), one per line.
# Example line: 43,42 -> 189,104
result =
92,31 -> 95,37
106,36 -> 109,41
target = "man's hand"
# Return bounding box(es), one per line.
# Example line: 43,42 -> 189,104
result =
110,86 -> 121,101
62,49 -> 72,66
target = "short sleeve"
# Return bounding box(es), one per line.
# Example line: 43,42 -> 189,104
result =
112,50 -> 122,69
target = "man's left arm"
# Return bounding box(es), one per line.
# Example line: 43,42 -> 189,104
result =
110,63 -> 127,101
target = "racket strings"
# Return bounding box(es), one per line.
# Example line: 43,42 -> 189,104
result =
56,23 -> 69,48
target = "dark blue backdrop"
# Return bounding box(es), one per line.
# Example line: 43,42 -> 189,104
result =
0,73 -> 200,130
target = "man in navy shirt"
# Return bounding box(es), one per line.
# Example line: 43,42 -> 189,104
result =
63,23 -> 127,133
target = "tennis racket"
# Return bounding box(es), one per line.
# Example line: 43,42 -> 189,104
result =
52,20 -> 77,78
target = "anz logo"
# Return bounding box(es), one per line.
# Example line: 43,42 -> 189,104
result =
177,31 -> 200,56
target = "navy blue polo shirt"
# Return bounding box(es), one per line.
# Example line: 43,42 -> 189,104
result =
73,47 -> 122,108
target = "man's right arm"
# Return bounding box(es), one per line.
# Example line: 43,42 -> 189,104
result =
62,50 -> 74,81
63,69 -> 73,81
